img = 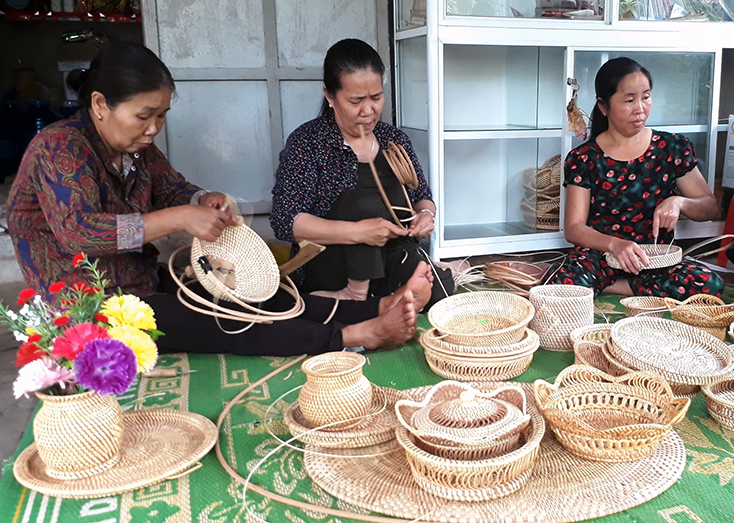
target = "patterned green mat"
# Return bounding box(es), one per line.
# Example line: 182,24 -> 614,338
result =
2,291 -> 734,523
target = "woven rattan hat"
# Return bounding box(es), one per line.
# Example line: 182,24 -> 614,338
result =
191,224 -> 280,303
13,409 -> 217,499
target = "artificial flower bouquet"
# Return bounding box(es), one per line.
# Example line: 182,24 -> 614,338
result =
0,253 -> 162,399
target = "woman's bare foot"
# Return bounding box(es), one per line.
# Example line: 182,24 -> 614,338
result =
380,261 -> 434,314
343,291 -> 417,350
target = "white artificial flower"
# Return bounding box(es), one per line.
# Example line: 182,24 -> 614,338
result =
6,310 -> 18,320
14,332 -> 29,342
19,304 -> 30,316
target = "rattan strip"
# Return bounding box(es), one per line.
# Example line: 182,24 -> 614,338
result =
620,296 -> 667,317
604,244 -> 682,271
702,380 -> 734,430
423,345 -> 535,382
420,327 -> 539,357
609,316 -> 734,385
529,285 -> 594,351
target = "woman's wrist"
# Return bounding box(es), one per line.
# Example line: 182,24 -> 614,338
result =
419,208 -> 435,219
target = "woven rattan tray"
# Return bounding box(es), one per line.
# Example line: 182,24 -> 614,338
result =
420,327 -> 539,356
304,382 -> 687,523
284,386 -> 408,449
604,244 -> 682,271
610,317 -> 734,386
702,379 -> 734,431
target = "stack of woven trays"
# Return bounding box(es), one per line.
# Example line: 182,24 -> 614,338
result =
422,291 -> 538,381
663,294 -> 734,340
394,381 -> 544,501
520,155 -> 562,231
534,365 -> 690,462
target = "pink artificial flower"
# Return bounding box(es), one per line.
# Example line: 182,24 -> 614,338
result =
52,322 -> 110,361
13,359 -> 76,399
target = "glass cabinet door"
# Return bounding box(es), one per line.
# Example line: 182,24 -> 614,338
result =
445,0 -> 604,19
619,0 -> 734,21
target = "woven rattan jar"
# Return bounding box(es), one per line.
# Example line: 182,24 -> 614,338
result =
299,352 -> 373,429
529,285 -> 594,351
33,391 -> 123,480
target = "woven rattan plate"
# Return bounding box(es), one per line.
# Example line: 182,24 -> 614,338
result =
304,383 -> 686,523
604,244 -> 682,271
13,409 -> 217,499
284,386 -> 408,449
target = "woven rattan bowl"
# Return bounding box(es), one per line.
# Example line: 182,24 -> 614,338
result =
570,324 -> 613,346
529,285 -> 594,351
620,296 -> 667,318
534,365 -> 690,462
702,379 -> 734,431
427,291 -> 534,346
420,327 -> 539,356
604,244 -> 683,271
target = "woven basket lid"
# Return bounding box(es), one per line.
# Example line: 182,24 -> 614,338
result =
13,409 -> 217,499
396,381 -> 529,446
190,224 -> 280,303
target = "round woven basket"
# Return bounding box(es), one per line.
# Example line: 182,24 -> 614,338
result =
702,379 -> 734,431
604,244 -> 682,271
428,291 -> 534,346
664,295 -> 734,337
420,327 -> 539,357
570,323 -> 612,345
423,344 -> 536,382
529,285 -> 594,351
534,365 -> 691,462
620,296 -> 667,318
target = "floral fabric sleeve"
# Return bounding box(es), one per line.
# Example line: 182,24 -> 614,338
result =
563,145 -> 593,190
665,133 -> 698,179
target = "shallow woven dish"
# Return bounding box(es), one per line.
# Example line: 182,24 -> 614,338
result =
604,244 -> 683,271
529,285 -> 594,351
420,328 -> 539,357
702,379 -> 734,430
620,296 -> 667,317
664,294 -> 734,328
284,386 -> 407,449
428,291 -> 534,346
191,224 -> 280,303
534,365 -> 690,462
570,324 -> 612,345
423,343 -> 536,382
610,316 -> 734,386
13,409 -> 217,499
573,340 -> 623,376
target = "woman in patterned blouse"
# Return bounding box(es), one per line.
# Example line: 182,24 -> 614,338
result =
271,39 -> 452,309
7,42 -> 432,355
552,57 -> 723,298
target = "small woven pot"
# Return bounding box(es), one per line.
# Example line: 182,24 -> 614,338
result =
33,392 -> 123,480
702,379 -> 734,430
529,285 -> 594,351
299,352 -> 373,430
620,296 -> 667,318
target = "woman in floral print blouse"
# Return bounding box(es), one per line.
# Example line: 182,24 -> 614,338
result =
552,57 -> 723,299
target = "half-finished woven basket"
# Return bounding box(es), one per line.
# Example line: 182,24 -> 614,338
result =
604,244 -> 682,271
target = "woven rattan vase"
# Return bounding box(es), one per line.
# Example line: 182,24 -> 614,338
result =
33,392 -> 123,480
529,285 -> 594,351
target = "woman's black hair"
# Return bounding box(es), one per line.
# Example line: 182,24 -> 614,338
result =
66,42 -> 175,110
590,57 -> 653,139
320,39 -> 385,116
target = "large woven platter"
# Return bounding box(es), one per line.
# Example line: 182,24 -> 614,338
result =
610,317 -> 734,385
304,383 -> 686,523
14,409 -> 217,499
604,244 -> 682,271
284,386 -> 408,449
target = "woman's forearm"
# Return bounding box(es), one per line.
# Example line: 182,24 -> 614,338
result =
565,222 -> 620,253
292,213 -> 360,245
142,207 -> 186,243
678,195 -> 720,222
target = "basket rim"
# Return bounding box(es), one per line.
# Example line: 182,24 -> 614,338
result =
701,379 -> 734,408
420,328 -> 540,357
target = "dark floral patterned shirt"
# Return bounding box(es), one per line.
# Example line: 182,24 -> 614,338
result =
7,109 -> 200,296
270,111 -> 433,245
564,130 -> 696,244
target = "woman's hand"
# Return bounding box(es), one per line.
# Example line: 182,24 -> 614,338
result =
408,210 -> 435,239
608,237 -> 650,275
182,205 -> 238,242
199,191 -> 242,225
652,196 -> 683,240
354,217 -> 407,246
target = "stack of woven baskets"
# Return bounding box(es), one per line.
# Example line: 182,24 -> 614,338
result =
421,291 -> 538,381
394,381 -> 545,500
520,155 -> 561,231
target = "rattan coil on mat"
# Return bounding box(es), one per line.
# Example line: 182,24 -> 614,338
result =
284,386 -> 408,449
702,379 -> 734,431
13,409 -> 217,499
529,285 -> 594,351
423,342 -> 536,382
427,291 -> 534,346
604,244 -> 683,271
664,294 -> 734,328
620,296 -> 667,317
304,382 -> 687,523
609,316 -> 734,386
420,327 -> 539,356
570,323 -> 612,345
534,365 -> 690,462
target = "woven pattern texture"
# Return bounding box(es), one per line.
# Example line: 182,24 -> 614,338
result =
529,285 -> 594,351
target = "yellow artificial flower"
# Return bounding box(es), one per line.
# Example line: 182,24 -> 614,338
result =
101,295 -> 157,331
25,327 -> 37,335
108,325 -> 158,373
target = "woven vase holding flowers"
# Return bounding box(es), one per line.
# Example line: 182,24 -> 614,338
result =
0,253 -> 162,480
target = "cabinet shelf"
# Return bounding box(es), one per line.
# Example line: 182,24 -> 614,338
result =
0,10 -> 140,22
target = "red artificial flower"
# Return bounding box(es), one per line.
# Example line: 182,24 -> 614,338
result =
28,334 -> 42,343
83,286 -> 101,295
17,288 -> 36,304
48,282 -> 66,294
53,316 -> 70,326
52,322 -> 109,361
71,281 -> 89,293
94,313 -> 109,324
73,253 -> 86,267
16,341 -> 45,367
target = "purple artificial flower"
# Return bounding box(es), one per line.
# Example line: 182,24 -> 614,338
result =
73,338 -> 137,395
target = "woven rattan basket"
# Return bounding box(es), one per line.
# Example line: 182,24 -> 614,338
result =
427,291 -> 534,346
529,285 -> 594,351
620,296 -> 667,317
534,365 -> 690,462
423,342 -> 536,382
420,327 -> 539,357
664,295 -> 734,338
570,323 -> 612,345
702,379 -> 734,431
574,340 -> 624,376
604,244 -> 683,271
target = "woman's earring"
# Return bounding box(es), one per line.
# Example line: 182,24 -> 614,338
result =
97,114 -> 102,121
328,104 -> 333,108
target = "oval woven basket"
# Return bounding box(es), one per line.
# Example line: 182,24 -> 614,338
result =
570,323 -> 612,345
604,244 -> 682,271
423,343 -> 536,382
664,294 -> 734,328
620,296 -> 667,318
701,379 -> 734,431
427,291 -> 534,346
610,317 -> 734,386
529,285 -> 594,351
534,365 -> 691,462
420,328 -> 539,357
